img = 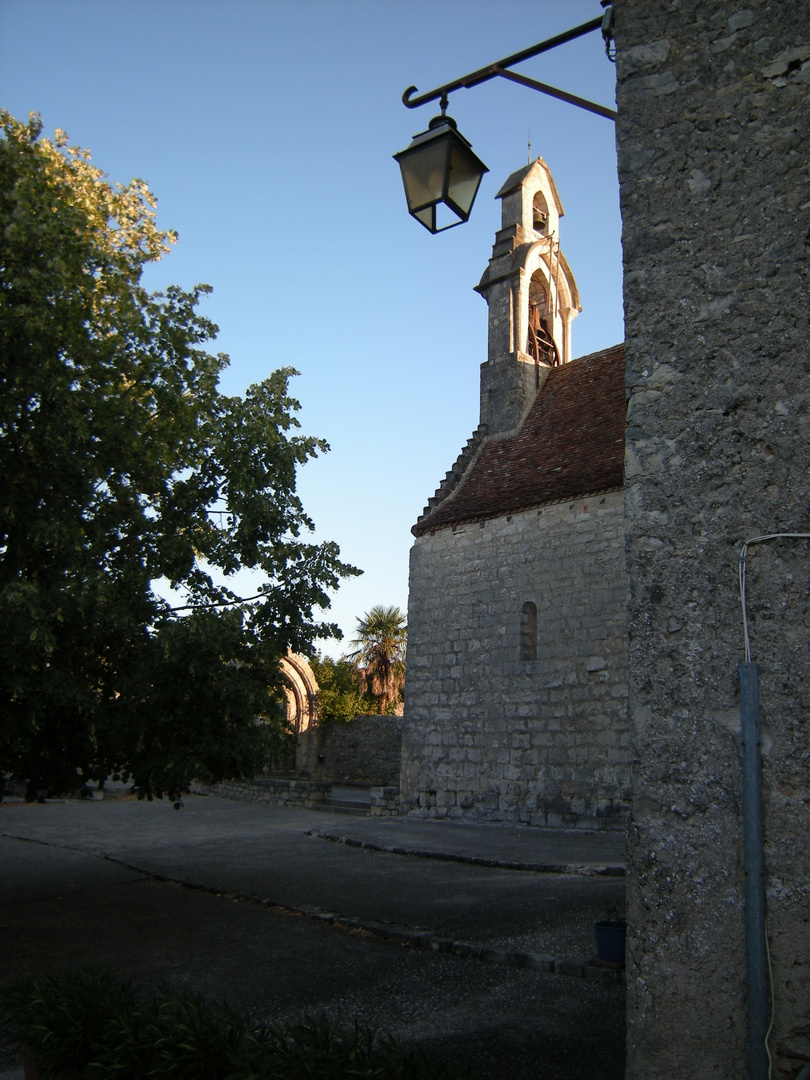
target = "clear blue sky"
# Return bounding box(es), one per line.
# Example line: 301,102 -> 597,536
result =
1,0 -> 623,657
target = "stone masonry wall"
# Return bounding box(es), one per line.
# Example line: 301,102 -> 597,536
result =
401,491 -> 630,828
299,715 -> 402,786
615,1 -> 810,1076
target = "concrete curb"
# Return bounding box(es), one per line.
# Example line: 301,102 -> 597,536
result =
308,828 -> 626,877
103,854 -> 625,986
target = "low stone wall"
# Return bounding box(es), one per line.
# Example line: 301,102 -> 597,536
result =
370,785 -> 401,816
299,715 -> 403,786
190,776 -> 330,809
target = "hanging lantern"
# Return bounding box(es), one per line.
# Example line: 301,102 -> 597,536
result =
394,113 -> 488,234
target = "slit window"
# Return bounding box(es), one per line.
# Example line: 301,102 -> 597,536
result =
520,601 -> 538,661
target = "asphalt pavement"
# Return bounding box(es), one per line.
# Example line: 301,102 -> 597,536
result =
0,793 -> 627,1080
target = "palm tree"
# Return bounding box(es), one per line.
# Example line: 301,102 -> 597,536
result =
348,605 -> 407,715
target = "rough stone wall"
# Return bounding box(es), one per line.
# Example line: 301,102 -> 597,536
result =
299,715 -> 402,786
369,785 -> 401,817
615,1 -> 810,1076
401,492 -> 630,827
190,776 -> 330,809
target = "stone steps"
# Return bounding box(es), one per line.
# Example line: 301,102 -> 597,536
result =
419,424 -> 488,519
323,785 -> 372,816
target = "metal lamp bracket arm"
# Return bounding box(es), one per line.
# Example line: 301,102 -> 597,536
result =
401,14 -> 615,122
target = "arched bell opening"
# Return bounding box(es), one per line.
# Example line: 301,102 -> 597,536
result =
532,189 -> 550,236
527,272 -> 560,366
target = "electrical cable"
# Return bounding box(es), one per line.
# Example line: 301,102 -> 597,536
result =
764,918 -> 775,1079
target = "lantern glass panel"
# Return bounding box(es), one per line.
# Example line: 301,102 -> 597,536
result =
414,205 -> 437,231
399,139 -> 450,214
447,142 -> 485,218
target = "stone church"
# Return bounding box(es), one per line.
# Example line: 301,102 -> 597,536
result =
401,157 -> 630,829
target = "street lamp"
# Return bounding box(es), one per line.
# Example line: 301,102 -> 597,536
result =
393,99 -> 489,234
395,8 -> 616,232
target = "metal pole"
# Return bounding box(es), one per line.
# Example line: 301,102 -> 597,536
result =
739,661 -> 769,1080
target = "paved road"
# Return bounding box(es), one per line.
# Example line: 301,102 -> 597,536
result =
0,795 -> 627,1080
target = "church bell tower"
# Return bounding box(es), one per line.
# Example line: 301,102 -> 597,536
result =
474,157 -> 581,436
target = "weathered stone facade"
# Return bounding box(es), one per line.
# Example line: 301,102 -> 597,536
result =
402,491 -> 630,827
402,158 -> 632,829
615,0 -> 810,1076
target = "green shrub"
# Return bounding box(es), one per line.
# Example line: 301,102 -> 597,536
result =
0,968 -> 137,1077
91,984 -> 251,1080
250,1015 -> 465,1079
0,970 -> 469,1080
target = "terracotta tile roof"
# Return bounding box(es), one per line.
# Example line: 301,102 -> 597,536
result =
412,344 -> 626,536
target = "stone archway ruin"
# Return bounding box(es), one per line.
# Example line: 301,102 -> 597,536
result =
278,653 -> 319,736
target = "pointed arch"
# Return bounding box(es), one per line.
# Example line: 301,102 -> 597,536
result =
527,271 -> 559,365
517,240 -> 580,366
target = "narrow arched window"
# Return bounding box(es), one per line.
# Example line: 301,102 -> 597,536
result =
520,601 -> 538,661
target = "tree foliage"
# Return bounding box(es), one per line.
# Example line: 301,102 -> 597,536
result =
308,654 -> 374,724
348,606 -> 407,715
0,111 -> 358,802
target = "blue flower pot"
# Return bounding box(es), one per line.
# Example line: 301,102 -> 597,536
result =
594,919 -> 626,964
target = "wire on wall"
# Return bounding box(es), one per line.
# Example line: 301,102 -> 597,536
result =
738,531 -> 810,663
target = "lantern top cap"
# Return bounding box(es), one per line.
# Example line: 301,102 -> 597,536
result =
397,113 -> 474,155
428,113 -> 457,131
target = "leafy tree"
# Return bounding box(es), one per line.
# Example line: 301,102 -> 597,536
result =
0,111 -> 358,802
348,606 -> 407,715
309,653 -> 374,724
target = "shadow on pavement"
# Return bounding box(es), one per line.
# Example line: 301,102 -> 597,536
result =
0,796 -> 626,1080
